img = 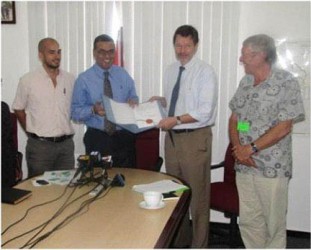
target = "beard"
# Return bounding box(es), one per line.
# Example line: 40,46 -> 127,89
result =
46,61 -> 60,69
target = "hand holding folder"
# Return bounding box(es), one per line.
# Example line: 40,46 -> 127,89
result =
103,96 -> 166,134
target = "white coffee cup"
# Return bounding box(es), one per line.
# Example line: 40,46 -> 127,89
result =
143,191 -> 163,208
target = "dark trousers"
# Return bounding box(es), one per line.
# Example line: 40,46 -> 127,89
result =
26,137 -> 75,178
84,128 -> 136,168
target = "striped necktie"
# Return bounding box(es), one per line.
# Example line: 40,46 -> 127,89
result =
104,71 -> 116,135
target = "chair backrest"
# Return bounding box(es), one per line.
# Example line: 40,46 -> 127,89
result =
223,143 -> 236,184
10,112 -> 18,152
1,102 -> 18,187
135,129 -> 161,171
154,157 -> 163,172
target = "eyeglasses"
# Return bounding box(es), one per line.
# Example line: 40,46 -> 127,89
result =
241,51 -> 259,59
174,44 -> 195,50
96,49 -> 115,57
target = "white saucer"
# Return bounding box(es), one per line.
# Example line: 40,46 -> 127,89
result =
139,201 -> 166,210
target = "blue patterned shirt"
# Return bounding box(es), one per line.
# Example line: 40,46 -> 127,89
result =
229,67 -> 305,178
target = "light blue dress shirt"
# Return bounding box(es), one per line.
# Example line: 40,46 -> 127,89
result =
164,57 -> 218,129
71,64 -> 138,130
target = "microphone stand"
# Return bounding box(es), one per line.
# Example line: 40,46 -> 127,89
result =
73,153 -> 113,188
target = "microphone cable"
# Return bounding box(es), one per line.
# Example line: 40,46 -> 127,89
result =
2,170 -> 112,248
1,183 -> 70,236
2,181 -> 97,248
24,185 -> 112,248
1,184 -> 79,247
2,168 -> 84,237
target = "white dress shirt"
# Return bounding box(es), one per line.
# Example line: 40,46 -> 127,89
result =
164,57 -> 218,129
12,65 -> 75,137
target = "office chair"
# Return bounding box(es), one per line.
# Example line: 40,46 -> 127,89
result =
1,102 -> 23,187
135,129 -> 163,172
10,111 -> 23,182
209,143 -> 242,248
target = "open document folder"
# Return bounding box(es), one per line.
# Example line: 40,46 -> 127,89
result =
103,96 -> 166,134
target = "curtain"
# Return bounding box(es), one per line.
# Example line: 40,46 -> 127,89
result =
27,1 -> 240,163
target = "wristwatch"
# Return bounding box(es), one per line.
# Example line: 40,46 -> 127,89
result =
176,116 -> 182,125
250,142 -> 259,153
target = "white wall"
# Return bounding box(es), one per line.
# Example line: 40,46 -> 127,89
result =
1,1 -> 310,232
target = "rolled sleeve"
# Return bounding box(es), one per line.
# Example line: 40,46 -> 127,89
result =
12,78 -> 28,111
189,68 -> 218,124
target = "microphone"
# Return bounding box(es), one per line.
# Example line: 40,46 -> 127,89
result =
89,174 -> 125,196
111,174 -> 125,187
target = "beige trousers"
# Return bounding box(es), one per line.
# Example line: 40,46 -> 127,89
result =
165,127 -> 212,248
236,172 -> 289,248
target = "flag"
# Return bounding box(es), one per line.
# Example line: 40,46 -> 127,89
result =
113,27 -> 124,67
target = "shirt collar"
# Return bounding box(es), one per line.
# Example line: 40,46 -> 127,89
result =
248,67 -> 274,86
38,64 -> 62,78
94,63 -> 115,78
179,56 -> 198,70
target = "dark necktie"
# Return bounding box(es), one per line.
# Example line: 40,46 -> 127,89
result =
168,66 -> 185,117
168,66 -> 185,146
104,71 -> 116,135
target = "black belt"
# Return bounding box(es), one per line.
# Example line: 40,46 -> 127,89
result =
169,128 -> 195,146
172,129 -> 196,134
169,127 -> 209,146
28,133 -> 73,143
87,127 -> 125,135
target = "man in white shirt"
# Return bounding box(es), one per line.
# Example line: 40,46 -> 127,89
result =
150,25 -> 218,248
13,38 -> 75,178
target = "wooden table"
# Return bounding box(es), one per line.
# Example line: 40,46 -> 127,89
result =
2,168 -> 190,249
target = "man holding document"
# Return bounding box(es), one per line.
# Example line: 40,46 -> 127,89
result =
71,34 -> 138,167
102,97 -> 165,134
149,25 -> 218,248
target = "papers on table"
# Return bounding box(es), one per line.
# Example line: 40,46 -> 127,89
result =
103,96 -> 166,134
33,170 -> 77,186
132,180 -> 189,194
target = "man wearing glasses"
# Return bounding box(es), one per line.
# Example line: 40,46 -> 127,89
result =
71,34 -> 138,167
229,34 -> 305,248
149,25 -> 218,248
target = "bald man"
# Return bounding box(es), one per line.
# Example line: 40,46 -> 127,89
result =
13,38 -> 75,178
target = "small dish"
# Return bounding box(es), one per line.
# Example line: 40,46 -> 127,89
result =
139,201 -> 166,210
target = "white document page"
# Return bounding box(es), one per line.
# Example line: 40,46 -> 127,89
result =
109,100 -> 164,128
37,170 -> 76,186
134,101 -> 163,128
109,100 -> 136,124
